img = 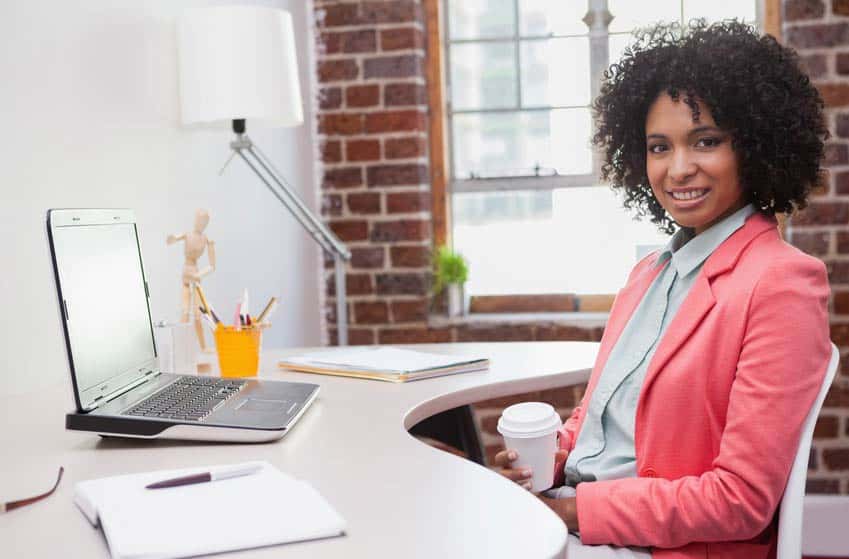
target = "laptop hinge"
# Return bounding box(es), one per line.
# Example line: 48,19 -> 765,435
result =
85,371 -> 161,412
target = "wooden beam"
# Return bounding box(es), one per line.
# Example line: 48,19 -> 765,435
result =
424,0 -> 450,249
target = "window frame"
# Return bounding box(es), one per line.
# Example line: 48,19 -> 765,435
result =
426,0 -> 783,312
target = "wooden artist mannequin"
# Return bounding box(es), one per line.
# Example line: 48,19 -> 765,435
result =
167,209 -> 216,351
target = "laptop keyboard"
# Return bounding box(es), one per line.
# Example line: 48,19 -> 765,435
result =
124,377 -> 246,422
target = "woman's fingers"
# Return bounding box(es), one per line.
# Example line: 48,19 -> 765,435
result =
493,449 -> 518,467
494,448 -> 533,488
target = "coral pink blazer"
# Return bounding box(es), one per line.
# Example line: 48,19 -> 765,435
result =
558,212 -> 832,559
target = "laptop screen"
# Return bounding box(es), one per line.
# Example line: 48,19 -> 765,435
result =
49,209 -> 157,410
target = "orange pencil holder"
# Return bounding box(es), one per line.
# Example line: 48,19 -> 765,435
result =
214,325 -> 262,378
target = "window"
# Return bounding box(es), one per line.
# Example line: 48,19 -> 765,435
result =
442,0 -> 760,299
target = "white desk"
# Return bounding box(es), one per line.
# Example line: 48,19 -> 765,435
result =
0,341 -> 598,559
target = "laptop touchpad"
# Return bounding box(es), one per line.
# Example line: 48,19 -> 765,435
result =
237,399 -> 290,413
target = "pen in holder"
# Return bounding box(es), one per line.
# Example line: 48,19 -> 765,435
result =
214,325 -> 263,378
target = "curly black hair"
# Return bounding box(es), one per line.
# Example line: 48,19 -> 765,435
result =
593,20 -> 828,234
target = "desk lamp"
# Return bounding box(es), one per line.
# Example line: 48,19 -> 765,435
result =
177,5 -> 351,345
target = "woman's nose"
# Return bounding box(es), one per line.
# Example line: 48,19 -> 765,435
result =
668,150 -> 697,183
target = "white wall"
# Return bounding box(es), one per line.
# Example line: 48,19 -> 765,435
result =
0,0 -> 323,397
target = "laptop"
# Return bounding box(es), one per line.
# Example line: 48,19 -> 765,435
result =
47,208 -> 319,442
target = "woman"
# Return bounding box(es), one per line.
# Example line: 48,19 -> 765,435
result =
495,20 -> 832,559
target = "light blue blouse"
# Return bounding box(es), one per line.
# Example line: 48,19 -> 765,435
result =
564,204 -> 757,486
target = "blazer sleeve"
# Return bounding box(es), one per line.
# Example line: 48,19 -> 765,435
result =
574,257 -> 832,548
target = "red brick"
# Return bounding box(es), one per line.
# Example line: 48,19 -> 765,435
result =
380,27 -> 425,51
785,0 -> 825,20
319,87 -> 342,110
360,1 -> 421,24
378,327 -> 452,344
825,142 -> 849,165
838,53 -> 849,76
354,301 -> 389,324
326,273 -> 374,296
385,136 -> 427,159
363,55 -> 424,79
321,140 -> 342,163
350,247 -> 385,269
376,272 -> 428,295
371,219 -> 430,242
387,191 -> 430,213
385,82 -> 427,106
535,325 -> 596,341
828,259 -> 849,282
823,448 -> 849,470
318,59 -> 359,83
327,327 -> 375,346
836,171 -> 849,194
800,54 -> 828,79
786,24 -> 849,49
322,167 -> 363,189
818,84 -> 849,108
329,219 -> 369,242
318,3 -> 359,27
805,477 -> 841,494
791,230 -> 831,256
346,138 -> 381,161
484,443 -> 505,466
831,322 -> 849,346
457,324 -> 535,342
365,110 -> 426,133
791,201 -> 849,226
321,193 -> 343,217
814,415 -> 840,438
390,300 -> 428,322
539,386 -> 581,409
474,390 -> 543,409
367,163 -> 429,186
837,114 -> 849,139
390,245 -> 430,267
835,0 -> 849,16
480,415 -> 500,436
319,113 -> 364,135
321,30 -> 376,54
838,231 -> 849,253
346,84 -> 380,108
347,192 -> 382,214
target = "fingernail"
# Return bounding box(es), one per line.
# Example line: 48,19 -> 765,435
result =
522,469 -> 532,477
508,452 -> 517,460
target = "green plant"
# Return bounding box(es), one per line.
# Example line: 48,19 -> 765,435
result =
432,246 -> 468,295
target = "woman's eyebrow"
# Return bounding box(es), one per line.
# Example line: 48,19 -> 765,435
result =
645,126 -> 722,140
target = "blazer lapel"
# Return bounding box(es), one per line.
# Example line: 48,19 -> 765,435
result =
641,212 -> 779,394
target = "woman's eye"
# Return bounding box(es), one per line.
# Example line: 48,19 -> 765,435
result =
696,137 -> 721,148
648,144 -> 667,154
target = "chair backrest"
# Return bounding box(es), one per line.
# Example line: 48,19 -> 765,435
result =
777,343 -> 840,559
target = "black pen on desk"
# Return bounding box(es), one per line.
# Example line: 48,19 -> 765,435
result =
146,463 -> 262,490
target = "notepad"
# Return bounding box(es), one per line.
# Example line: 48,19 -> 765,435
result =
75,461 -> 345,559
278,346 -> 489,382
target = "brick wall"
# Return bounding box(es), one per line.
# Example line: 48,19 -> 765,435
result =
784,0 -> 849,494
313,0 -> 849,493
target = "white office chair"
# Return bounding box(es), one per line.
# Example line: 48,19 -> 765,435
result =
777,342 -> 840,559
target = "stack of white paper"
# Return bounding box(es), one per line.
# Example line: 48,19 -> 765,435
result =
75,461 -> 345,559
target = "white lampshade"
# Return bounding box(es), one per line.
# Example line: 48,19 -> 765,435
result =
177,5 -> 304,128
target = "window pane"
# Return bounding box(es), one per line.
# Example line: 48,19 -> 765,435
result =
452,108 -> 592,178
684,1 -> 756,25
450,42 -> 517,111
453,187 -> 671,295
608,33 -> 635,67
608,0 -> 680,33
448,0 -> 515,40
519,0 -> 588,36
521,37 -> 590,107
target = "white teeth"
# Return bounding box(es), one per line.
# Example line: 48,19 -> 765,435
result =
670,189 -> 707,200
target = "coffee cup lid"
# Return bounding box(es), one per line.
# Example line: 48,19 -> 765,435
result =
497,402 -> 560,438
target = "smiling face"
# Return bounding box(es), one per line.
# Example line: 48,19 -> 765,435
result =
645,94 -> 746,235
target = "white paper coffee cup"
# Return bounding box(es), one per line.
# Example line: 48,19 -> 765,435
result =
497,402 -> 561,492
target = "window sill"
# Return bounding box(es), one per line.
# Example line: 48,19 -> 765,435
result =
427,311 -> 609,329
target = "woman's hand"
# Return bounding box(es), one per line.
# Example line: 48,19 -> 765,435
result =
493,449 -> 533,490
538,495 -> 579,532
493,448 -> 570,491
